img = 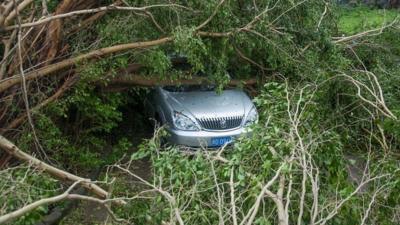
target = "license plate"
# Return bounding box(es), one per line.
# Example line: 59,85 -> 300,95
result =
211,137 -> 232,146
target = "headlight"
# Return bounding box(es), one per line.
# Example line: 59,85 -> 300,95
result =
173,111 -> 200,131
244,107 -> 258,126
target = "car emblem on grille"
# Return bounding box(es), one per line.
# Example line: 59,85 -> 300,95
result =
220,119 -> 227,128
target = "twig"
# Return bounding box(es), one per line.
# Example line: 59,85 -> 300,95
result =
0,1 -> 17,26
210,159 -> 224,225
234,46 -> 270,72
195,0 -> 226,31
14,0 -> 47,158
242,0 -> 281,30
339,72 -> 396,119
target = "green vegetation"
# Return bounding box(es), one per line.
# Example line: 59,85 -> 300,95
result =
338,6 -> 399,34
0,167 -> 60,225
0,1 -> 400,224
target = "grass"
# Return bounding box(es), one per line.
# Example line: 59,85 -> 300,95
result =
338,6 -> 399,34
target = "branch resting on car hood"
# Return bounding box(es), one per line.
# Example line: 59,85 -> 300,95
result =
103,74 -> 257,90
98,62 -> 257,91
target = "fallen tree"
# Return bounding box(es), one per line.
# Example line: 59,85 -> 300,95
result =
0,61 -> 256,134
1,0 -> 399,224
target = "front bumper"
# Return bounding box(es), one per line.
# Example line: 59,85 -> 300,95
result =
166,127 -> 251,147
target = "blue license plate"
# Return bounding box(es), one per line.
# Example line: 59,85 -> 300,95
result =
211,137 -> 232,146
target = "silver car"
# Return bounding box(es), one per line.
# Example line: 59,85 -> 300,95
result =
148,84 -> 258,147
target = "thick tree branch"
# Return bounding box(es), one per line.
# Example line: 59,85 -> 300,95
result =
105,74 -> 257,89
0,31 -> 235,93
0,36 -> 174,93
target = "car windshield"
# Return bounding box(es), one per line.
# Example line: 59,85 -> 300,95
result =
162,84 -> 216,92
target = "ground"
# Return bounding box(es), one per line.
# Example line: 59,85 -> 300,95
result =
60,98 -> 154,225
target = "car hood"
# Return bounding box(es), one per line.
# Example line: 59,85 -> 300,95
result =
165,90 -> 252,118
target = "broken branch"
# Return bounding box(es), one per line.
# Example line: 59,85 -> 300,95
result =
0,30 -> 235,93
0,36 -> 174,93
105,74 -> 257,89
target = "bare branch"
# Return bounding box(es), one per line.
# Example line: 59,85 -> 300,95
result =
14,0 -> 46,158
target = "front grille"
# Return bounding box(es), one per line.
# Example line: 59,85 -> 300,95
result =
197,115 -> 243,130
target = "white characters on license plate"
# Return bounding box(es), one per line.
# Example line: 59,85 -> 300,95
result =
211,137 -> 232,146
